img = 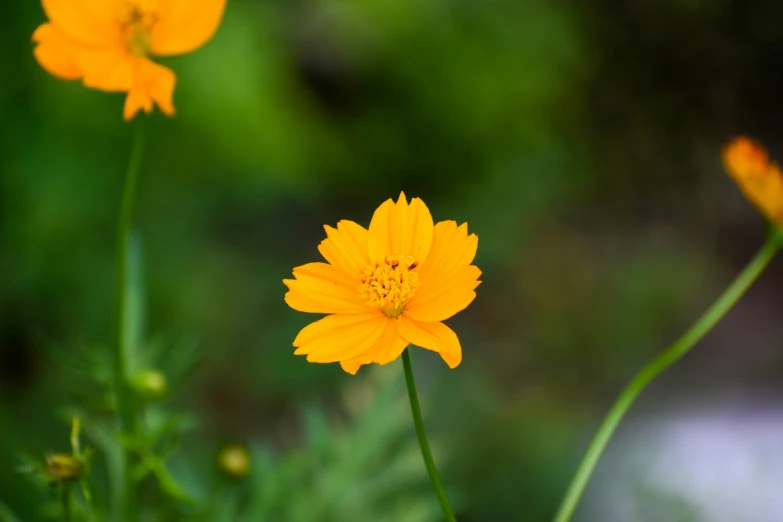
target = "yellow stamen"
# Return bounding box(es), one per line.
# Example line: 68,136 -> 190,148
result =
120,2 -> 158,57
359,256 -> 420,318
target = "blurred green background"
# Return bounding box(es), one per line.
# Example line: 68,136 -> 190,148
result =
3,0 -> 783,520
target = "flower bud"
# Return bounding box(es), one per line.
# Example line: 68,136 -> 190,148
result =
44,454 -> 83,484
132,369 -> 168,399
217,445 -> 250,479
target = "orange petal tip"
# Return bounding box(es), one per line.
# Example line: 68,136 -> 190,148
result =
722,136 -> 783,225
723,136 -> 769,179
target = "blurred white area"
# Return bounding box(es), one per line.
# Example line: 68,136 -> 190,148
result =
584,397 -> 783,522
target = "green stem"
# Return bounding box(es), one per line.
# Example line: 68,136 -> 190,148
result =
553,231 -> 783,522
402,348 -> 457,522
60,483 -> 72,522
113,121 -> 145,520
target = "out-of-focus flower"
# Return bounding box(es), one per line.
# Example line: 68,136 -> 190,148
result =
284,193 -> 481,374
32,0 -> 227,121
44,453 -> 84,483
43,417 -> 89,484
132,369 -> 168,399
723,136 -> 783,225
217,445 -> 250,479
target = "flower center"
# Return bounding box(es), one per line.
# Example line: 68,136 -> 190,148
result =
359,256 -> 420,318
120,2 -> 158,57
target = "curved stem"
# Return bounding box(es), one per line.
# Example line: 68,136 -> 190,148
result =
553,231 -> 783,522
113,121 -> 145,520
402,348 -> 457,522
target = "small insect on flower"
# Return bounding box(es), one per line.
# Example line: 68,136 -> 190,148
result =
723,136 -> 783,226
284,193 -> 481,374
32,0 -> 227,121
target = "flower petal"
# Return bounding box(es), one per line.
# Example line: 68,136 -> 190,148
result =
32,23 -> 82,80
318,220 -> 370,277
398,317 -> 462,369
404,220 -> 480,321
151,0 -> 227,56
292,314 -> 388,363
417,221 -> 478,284
31,24 -> 176,122
723,136 -> 783,223
293,313 -> 381,351
405,265 -> 481,322
371,321 -> 410,365
367,192 -> 434,262
123,58 -> 176,121
340,359 -> 363,375
74,48 -> 134,92
336,320 -> 408,374
367,198 -> 394,261
284,262 -> 370,314
454,223 -> 479,266
41,0 -> 120,46
33,22 -> 136,93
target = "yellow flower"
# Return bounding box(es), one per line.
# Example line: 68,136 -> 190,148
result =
32,0 -> 227,121
284,193 -> 481,375
217,445 -> 251,479
723,136 -> 783,225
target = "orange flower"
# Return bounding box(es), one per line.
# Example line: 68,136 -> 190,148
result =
32,0 -> 227,121
723,136 -> 783,225
284,193 -> 481,375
